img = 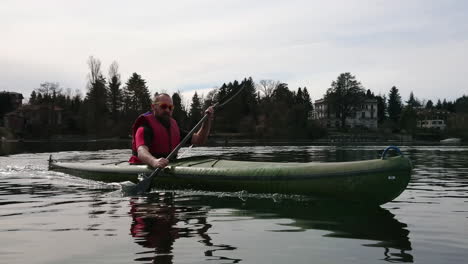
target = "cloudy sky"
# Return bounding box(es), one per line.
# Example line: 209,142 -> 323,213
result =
1,0 -> 467,105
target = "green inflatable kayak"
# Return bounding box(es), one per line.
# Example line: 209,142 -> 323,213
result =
49,146 -> 412,205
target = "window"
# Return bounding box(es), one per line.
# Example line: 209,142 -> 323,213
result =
361,112 -> 365,118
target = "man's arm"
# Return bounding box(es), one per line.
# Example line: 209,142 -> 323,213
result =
134,126 -> 169,168
137,145 -> 169,168
191,106 -> 214,145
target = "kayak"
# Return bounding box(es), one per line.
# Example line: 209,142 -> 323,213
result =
48,146 -> 412,205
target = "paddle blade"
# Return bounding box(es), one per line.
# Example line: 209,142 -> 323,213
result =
135,175 -> 153,194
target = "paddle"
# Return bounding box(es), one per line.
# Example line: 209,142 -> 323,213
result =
131,85 -> 245,194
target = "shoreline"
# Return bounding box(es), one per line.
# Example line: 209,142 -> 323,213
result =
1,137 -> 465,156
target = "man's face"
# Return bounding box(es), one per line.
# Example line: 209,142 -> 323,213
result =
152,95 -> 174,118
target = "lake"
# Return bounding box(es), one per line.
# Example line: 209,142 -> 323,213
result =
0,145 -> 467,264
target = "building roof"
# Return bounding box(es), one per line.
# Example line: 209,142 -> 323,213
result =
0,91 -> 24,98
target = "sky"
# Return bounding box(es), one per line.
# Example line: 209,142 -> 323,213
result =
1,0 -> 467,106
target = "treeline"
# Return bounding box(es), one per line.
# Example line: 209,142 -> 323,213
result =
26,57 -> 324,139
382,86 -> 468,135
25,58 -> 468,140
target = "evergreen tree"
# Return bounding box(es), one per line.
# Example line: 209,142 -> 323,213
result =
406,91 -> 421,108
269,83 -> 295,137
446,101 -> 455,112
376,95 -> 387,124
29,91 -> 37,104
436,99 -> 442,110
291,87 -> 312,135
455,95 -> 468,113
324,72 -> 366,129
400,106 -> 418,133
387,86 -> 403,122
442,99 -> 448,110
172,92 -> 188,130
85,56 -> 108,135
124,73 -> 152,114
366,89 -> 374,98
37,93 -> 43,104
238,77 -> 258,134
188,92 -> 202,127
426,100 -> 434,109
302,87 -> 313,113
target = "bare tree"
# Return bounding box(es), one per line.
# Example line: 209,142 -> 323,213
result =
87,56 -> 103,89
37,82 -> 62,97
108,61 -> 122,121
256,80 -> 280,99
108,61 -> 120,80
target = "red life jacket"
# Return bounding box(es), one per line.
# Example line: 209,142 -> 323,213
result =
129,112 -> 181,164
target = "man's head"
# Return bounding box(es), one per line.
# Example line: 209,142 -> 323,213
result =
151,93 -> 174,128
152,93 -> 174,118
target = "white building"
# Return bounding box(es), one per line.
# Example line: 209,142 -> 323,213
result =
313,98 -> 378,129
417,119 -> 446,130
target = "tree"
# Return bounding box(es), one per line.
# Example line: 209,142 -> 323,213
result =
426,100 -> 434,109
85,56 -> 108,135
376,95 -> 387,124
33,82 -> 62,105
387,86 -> 403,123
29,91 -> 37,104
455,95 -> 468,113
324,72 -> 366,129
256,80 -> 279,99
436,99 -> 442,110
406,91 -> 421,108
237,77 -> 258,134
123,73 -> 152,115
172,92 -> 188,130
211,78 -> 257,134
291,87 -> 313,135
266,83 -> 295,137
302,87 -> 313,112
107,61 -> 122,122
400,106 -> 418,133
188,92 -> 202,127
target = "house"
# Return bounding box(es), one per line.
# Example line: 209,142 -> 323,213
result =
0,91 -> 24,126
417,119 -> 446,130
313,98 -> 378,129
3,104 -> 63,137
0,91 -> 23,109
416,109 -> 449,130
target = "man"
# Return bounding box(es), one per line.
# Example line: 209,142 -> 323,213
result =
129,93 -> 214,168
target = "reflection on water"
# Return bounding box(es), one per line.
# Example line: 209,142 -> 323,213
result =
129,193 -> 242,264
127,192 -> 413,263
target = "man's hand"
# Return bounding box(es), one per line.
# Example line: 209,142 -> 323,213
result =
151,158 -> 169,168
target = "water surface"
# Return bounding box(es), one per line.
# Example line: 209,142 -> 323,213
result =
0,145 -> 467,263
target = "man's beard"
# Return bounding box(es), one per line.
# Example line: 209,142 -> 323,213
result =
156,114 -> 171,129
